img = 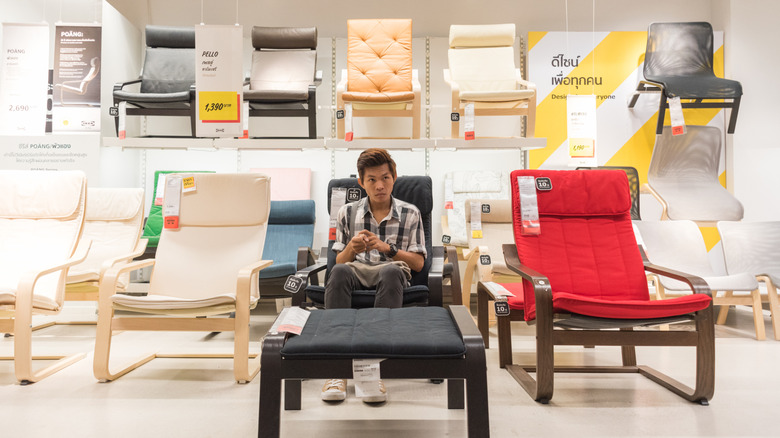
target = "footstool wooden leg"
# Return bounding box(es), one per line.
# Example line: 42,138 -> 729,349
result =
258,334 -> 284,438
447,379 -> 465,409
284,380 -> 302,410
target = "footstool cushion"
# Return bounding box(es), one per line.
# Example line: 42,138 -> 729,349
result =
280,307 -> 467,359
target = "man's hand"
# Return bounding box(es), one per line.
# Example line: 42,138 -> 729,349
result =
349,233 -> 369,253
358,230 -> 390,254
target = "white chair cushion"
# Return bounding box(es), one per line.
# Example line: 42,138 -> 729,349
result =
111,292 -> 257,310
449,24 -> 515,48
446,171 -> 509,247
0,170 -> 84,219
449,47 -> 516,93
459,89 -> 535,102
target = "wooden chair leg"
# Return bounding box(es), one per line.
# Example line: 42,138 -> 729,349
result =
762,278 -> 780,340
234,304 -> 261,383
93,297 -> 154,382
716,290 -> 732,325
497,314 -> 513,368
750,288 -> 766,341
620,328 -> 637,367
476,283 -> 490,348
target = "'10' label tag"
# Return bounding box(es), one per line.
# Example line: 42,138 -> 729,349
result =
347,188 -> 362,202
494,300 -> 510,316
481,204 -> 491,214
283,275 -> 304,293
479,254 -> 491,266
442,235 -> 451,244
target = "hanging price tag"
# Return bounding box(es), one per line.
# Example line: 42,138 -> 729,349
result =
199,91 -> 240,122
283,275 -> 305,294
353,359 -> 384,399
154,173 -> 167,206
241,101 -> 249,138
518,176 -> 541,236
163,175 -> 183,230
344,102 -> 354,142
182,176 -> 196,193
464,102 -> 475,140
329,188 -> 347,241
117,101 -> 127,140
470,201 -> 483,239
669,96 -> 686,136
444,179 -> 454,210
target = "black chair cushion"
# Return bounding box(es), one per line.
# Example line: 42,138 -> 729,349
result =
145,25 -> 195,49
305,284 -> 430,308
280,307 -> 466,359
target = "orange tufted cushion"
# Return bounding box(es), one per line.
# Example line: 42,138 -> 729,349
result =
346,19 -> 413,103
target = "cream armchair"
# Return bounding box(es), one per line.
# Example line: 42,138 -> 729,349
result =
0,170 -> 90,384
336,19 -> 421,139
444,24 -> 536,138
93,173 -> 272,383
65,188 -> 146,301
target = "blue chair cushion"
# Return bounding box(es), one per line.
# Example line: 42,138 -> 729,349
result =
268,200 -> 316,224
258,262 -> 297,279
305,284 -> 430,308
280,307 -> 466,359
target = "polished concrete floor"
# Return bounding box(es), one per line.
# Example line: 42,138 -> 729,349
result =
1,302 -> 778,437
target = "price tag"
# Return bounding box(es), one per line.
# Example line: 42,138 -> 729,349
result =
470,201 -> 483,239
494,298 -> 510,316
444,179 -> 454,210
535,177 -> 552,191
154,173 -> 167,206
163,175 -> 183,229
464,103 -> 475,140
241,101 -> 249,138
518,176 -> 541,236
353,358 -> 384,399
330,188 -> 347,242
481,204 -> 491,214
569,138 -> 595,157
199,91 -> 240,122
669,96 -> 686,136
283,275 -> 305,294
182,176 -> 196,193
347,188 -> 362,202
344,103 -> 354,142
117,101 -> 127,140
109,106 -> 118,117
442,235 -> 451,244
450,112 -> 460,122
479,254 -> 491,265
336,110 -> 345,119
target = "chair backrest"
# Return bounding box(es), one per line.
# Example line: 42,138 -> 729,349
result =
448,24 -> 517,92
141,25 -> 196,94
251,167 -> 311,200
149,173 -> 270,301
465,198 -> 514,274
326,176 -> 432,287
577,166 -> 641,220
250,26 -> 317,93
634,220 -> 715,290
511,170 -> 648,320
648,125 -> 743,221
644,22 -> 715,80
262,200 -> 316,268
0,171 -> 86,307
445,170 -> 509,247
347,19 -> 412,95
68,188 -> 145,285
718,221 -> 780,278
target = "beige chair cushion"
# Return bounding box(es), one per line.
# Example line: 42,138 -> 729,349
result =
449,46 -> 517,94
112,292 -> 257,311
466,199 -> 515,275
68,188 -> 144,289
459,89 -> 535,102
449,24 -> 515,48
0,170 -> 86,310
118,174 -> 270,311
347,19 -> 413,97
445,171 -> 509,247
248,50 -> 315,101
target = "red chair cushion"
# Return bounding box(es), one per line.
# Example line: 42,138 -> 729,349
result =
499,282 -> 525,310
553,292 -> 711,319
510,170 -> 710,321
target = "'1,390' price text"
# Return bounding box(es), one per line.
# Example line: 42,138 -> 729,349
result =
203,103 -> 231,112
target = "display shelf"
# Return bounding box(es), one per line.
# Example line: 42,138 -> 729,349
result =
103,136 -> 546,151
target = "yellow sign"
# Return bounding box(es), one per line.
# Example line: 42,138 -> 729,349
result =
569,138 -> 595,157
471,230 -> 483,239
198,91 -> 240,123
182,176 -> 196,192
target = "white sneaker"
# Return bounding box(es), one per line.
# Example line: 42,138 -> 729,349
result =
361,380 -> 387,403
321,379 -> 347,401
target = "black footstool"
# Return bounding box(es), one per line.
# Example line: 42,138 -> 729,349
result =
258,305 -> 489,438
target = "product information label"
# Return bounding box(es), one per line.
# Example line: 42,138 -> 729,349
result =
669,96 -> 686,136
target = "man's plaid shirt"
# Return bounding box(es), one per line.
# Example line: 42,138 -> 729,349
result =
332,196 -> 427,264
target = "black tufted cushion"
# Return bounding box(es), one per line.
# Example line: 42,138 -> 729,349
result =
280,307 -> 466,359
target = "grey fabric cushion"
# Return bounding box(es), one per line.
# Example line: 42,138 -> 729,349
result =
140,48 -> 196,94
146,25 -> 195,49
280,307 -> 466,359
244,89 -> 308,102
247,51 -> 315,101
252,26 -> 317,50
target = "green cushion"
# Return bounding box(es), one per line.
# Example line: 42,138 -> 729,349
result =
142,170 -> 214,247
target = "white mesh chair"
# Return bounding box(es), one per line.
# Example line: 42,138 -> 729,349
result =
0,170 -> 90,383
66,188 -> 146,301
461,199 -> 520,312
718,221 -> 780,340
94,173 -> 272,383
442,170 -> 509,248
635,220 -> 765,340
645,125 -> 743,225
444,24 -> 536,138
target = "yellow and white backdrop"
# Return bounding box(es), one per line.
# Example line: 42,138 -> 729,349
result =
528,31 -> 729,270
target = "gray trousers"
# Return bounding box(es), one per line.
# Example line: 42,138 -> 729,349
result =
324,263 -> 406,309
